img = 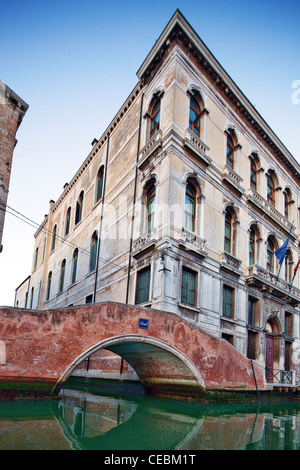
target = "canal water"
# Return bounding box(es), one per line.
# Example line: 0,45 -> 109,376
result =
0,382 -> 299,451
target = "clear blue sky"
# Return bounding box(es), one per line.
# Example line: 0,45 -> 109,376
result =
0,0 -> 299,305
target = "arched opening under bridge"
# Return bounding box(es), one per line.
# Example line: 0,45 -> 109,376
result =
52,335 -> 205,397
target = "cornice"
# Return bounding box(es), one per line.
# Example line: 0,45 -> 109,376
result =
137,10 -> 300,182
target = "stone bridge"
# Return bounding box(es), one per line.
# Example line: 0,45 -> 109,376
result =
0,302 -> 264,397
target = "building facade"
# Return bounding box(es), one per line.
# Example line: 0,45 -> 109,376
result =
15,11 -> 300,385
0,81 -> 28,253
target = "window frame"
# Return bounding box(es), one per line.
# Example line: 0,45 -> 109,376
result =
181,267 -> 197,307
136,266 -> 151,305
222,285 -> 234,319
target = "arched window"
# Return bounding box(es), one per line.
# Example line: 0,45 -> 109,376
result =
147,184 -> 156,231
224,210 -> 232,253
150,98 -> 160,138
46,271 -> 52,301
249,227 -> 255,266
250,157 -> 257,190
189,95 -> 201,137
224,206 -> 238,255
30,287 -> 34,309
59,259 -> 66,293
51,225 -> 57,251
249,224 -> 260,266
185,182 -> 196,232
90,232 -> 98,272
284,188 -> 292,220
267,237 -> 275,272
75,191 -> 84,224
226,133 -> 235,169
267,174 -> 275,206
285,250 -> 293,283
65,207 -> 71,236
34,248 -> 38,270
96,166 -> 104,203
71,248 -> 78,284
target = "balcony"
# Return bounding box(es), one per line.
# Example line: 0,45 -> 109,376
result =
222,165 -> 244,196
183,129 -> 212,167
178,228 -> 207,258
247,188 -> 294,235
132,229 -> 157,258
246,264 -> 300,307
220,251 -> 243,275
138,130 -> 162,168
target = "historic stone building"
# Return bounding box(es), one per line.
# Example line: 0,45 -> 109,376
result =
0,81 -> 28,253
15,10 -> 300,385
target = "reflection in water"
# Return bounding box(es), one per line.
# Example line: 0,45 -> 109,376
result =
0,385 -> 299,450
56,388 -> 299,450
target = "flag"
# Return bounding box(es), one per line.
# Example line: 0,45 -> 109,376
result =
292,259 -> 300,282
275,226 -> 292,266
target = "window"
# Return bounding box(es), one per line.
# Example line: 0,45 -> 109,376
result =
90,232 -> 98,272
223,286 -> 234,318
96,166 -> 104,203
267,174 -> 275,206
189,96 -> 201,137
46,271 -> 52,301
71,248 -> 78,284
86,294 -> 93,304
136,267 -> 151,304
249,227 -> 255,265
284,188 -> 292,220
150,98 -> 160,138
285,250 -> 293,283
65,207 -> 71,236
147,184 -> 156,231
181,267 -> 196,306
59,259 -> 66,293
224,211 -> 232,253
51,225 -> 57,251
185,182 -> 196,232
248,297 -> 258,326
267,237 -> 275,272
250,157 -> 257,190
34,248 -> 38,270
30,287 -> 34,309
75,191 -> 84,224
226,133 -> 235,169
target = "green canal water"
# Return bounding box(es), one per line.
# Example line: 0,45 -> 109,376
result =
0,382 -> 299,451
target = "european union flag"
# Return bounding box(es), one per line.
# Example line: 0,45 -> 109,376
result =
275,226 -> 292,266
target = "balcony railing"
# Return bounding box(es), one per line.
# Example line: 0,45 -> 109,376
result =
247,188 -> 294,235
246,264 -> 300,306
183,129 -> 212,167
178,228 -> 207,257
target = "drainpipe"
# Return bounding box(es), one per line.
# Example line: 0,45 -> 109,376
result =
93,132 -> 110,302
125,92 -> 144,304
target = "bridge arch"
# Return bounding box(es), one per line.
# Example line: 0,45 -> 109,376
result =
52,334 -> 205,396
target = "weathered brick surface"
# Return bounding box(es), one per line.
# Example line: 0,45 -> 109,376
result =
0,81 -> 28,250
0,302 -> 265,393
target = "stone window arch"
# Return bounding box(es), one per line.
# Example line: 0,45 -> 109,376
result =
59,259 -> 66,293
266,235 -> 279,273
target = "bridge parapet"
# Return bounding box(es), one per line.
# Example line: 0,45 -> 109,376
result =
0,302 -> 264,397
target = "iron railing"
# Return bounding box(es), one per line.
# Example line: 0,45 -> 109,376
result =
265,367 -> 294,385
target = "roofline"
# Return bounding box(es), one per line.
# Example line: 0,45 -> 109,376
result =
137,9 -> 299,177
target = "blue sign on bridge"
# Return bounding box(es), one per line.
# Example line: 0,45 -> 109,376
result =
138,318 -> 149,329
